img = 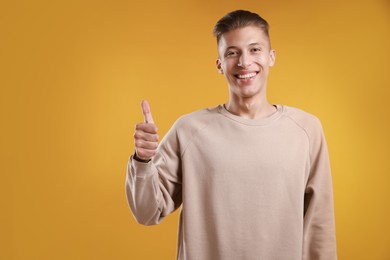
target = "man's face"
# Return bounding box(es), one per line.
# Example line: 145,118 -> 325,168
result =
216,25 -> 275,100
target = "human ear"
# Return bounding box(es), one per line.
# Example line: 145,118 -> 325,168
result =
269,49 -> 276,67
216,58 -> 223,74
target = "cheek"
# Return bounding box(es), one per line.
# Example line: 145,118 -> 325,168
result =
224,60 -> 237,72
257,55 -> 268,64
257,56 -> 271,67
224,73 -> 236,81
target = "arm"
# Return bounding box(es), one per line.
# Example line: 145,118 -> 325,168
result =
303,119 -> 337,260
125,100 -> 182,226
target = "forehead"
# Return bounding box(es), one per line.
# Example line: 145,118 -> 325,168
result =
218,25 -> 269,50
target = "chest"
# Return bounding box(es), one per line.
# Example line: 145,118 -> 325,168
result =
182,123 -> 310,188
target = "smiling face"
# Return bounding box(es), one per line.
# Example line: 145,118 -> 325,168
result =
216,25 -> 276,100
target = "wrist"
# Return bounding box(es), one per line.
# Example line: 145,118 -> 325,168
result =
133,151 -> 151,163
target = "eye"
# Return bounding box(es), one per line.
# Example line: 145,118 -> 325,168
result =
252,48 -> 262,53
226,50 -> 238,57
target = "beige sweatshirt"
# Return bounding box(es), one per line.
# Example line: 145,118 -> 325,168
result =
126,104 -> 337,260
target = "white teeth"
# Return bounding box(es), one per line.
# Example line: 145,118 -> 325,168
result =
237,72 -> 257,79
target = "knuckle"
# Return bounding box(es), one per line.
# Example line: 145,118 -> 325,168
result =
148,124 -> 158,133
135,123 -> 145,130
133,131 -> 142,139
137,150 -> 146,158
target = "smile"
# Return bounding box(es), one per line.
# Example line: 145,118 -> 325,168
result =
235,72 -> 258,79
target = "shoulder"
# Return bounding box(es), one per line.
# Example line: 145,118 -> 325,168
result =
179,106 -> 221,121
160,106 -> 222,152
280,105 -> 328,158
280,105 -> 324,138
171,106 -> 222,135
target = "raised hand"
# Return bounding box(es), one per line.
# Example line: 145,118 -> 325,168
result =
134,100 -> 159,161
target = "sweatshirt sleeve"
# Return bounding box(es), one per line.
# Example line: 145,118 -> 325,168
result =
303,118 -> 337,260
125,123 -> 182,226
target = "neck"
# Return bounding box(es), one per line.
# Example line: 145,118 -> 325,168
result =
225,95 -> 276,120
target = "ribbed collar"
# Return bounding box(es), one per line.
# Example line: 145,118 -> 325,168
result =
217,104 -> 283,126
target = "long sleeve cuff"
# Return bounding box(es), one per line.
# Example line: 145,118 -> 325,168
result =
129,154 -> 155,179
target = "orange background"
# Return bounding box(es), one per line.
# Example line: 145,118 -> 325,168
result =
2,0 -> 390,259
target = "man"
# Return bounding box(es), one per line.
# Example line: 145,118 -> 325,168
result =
126,10 -> 337,260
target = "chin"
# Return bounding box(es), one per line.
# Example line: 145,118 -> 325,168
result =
237,86 -> 262,98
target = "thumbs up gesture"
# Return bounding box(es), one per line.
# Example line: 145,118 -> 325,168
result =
134,100 -> 159,162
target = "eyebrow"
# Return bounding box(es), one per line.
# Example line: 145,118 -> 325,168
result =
226,42 -> 264,50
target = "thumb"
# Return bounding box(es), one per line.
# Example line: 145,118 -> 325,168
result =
141,100 -> 154,124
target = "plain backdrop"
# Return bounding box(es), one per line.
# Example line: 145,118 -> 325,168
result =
1,0 -> 390,259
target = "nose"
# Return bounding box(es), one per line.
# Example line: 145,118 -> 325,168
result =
237,52 -> 252,68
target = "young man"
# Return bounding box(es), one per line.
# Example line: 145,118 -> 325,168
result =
126,10 -> 337,260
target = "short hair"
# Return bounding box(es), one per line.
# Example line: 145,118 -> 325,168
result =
213,10 -> 270,45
